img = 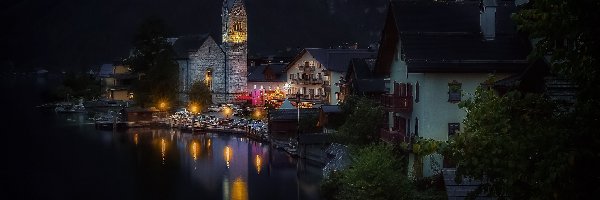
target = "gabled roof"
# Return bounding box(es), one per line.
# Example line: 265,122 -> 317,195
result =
279,98 -> 295,109
247,63 -> 287,82
347,58 -> 387,94
172,34 -> 211,59
287,48 -> 377,73
377,0 -> 531,73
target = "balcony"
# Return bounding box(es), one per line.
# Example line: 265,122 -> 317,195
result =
297,78 -> 324,85
380,82 -> 413,112
381,94 -> 412,112
380,128 -> 407,143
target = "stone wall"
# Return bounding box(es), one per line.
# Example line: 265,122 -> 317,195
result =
178,37 -> 226,103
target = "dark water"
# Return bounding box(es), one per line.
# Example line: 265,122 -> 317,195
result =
2,75 -> 322,200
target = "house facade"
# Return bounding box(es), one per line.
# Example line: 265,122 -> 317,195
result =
376,0 -> 533,177
284,48 -> 376,106
98,63 -> 136,101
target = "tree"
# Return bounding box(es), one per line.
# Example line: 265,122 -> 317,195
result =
513,1 -> 600,197
321,144 -> 414,200
335,96 -> 384,145
188,80 -> 212,111
125,17 -> 179,108
447,86 -> 571,199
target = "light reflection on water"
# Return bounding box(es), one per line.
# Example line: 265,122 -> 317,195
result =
122,128 -> 322,200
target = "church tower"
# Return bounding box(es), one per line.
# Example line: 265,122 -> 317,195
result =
219,0 -> 248,103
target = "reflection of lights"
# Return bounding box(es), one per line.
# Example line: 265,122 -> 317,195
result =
161,138 -> 166,165
207,139 -> 211,148
191,141 -> 199,161
255,155 -> 262,174
231,177 -> 248,200
134,133 -> 138,146
224,146 -> 232,168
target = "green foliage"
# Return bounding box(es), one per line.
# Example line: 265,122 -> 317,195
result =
321,144 -> 414,200
513,1 -> 600,197
299,113 -> 319,133
335,96 -> 384,145
125,17 -> 179,108
188,80 -> 212,110
447,86 -> 571,199
406,138 -> 447,157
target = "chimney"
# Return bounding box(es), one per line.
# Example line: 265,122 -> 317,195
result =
480,0 -> 497,40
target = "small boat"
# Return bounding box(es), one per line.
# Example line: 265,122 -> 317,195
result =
55,103 -> 86,113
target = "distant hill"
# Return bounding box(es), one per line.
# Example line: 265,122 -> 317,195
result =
0,0 -> 387,72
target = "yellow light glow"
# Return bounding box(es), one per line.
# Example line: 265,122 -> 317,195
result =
161,138 -> 166,165
255,154 -> 262,174
223,107 -> 232,118
159,102 -> 166,110
231,177 -> 248,200
189,102 -> 200,114
191,141 -> 200,161
224,146 -> 232,168
134,133 -> 139,146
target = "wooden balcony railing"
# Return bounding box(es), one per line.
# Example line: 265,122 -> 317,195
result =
380,82 -> 413,112
381,95 -> 412,112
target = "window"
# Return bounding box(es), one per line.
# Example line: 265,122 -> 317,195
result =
290,74 -> 294,80
414,117 -> 419,137
415,81 -> 420,103
448,123 -> 460,136
448,80 -> 462,103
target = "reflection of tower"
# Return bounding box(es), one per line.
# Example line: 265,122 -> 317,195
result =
222,137 -> 249,200
219,0 -> 248,103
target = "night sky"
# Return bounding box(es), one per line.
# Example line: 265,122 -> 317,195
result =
0,0 -> 388,72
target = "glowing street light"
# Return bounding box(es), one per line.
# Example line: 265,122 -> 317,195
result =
189,103 -> 200,115
223,106 -> 232,119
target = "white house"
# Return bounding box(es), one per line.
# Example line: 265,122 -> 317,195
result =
284,48 -> 376,106
376,0 -> 533,177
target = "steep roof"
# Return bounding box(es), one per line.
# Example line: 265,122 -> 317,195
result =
172,34 -> 211,59
347,58 -> 387,93
378,0 -> 531,73
279,98 -> 295,110
288,48 -> 377,73
247,63 -> 287,82
306,48 -> 377,72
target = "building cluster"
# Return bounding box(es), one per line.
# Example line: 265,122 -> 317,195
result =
95,0 -> 561,177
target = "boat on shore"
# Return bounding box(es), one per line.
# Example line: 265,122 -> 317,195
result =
55,103 -> 86,113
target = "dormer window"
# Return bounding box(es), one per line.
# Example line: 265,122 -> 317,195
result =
448,80 -> 462,103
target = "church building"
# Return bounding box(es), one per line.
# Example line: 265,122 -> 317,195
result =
172,0 -> 247,104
